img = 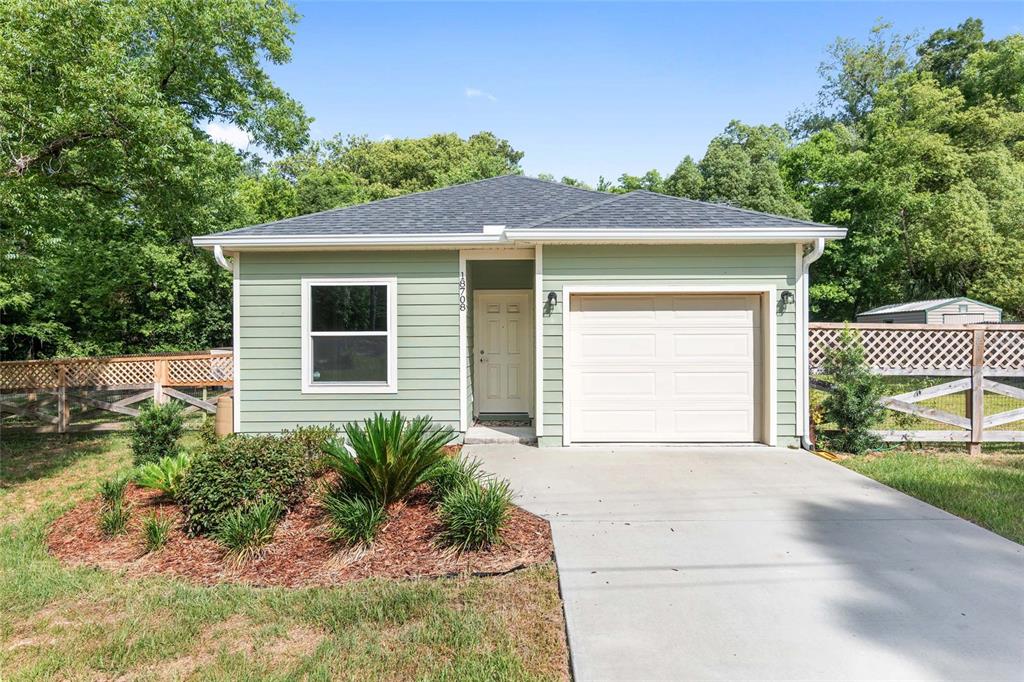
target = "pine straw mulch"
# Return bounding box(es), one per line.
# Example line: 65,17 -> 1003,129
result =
46,479 -> 553,588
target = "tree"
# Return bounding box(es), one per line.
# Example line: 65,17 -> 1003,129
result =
787,22 -> 1024,321
240,132 -> 524,225
0,0 -> 309,358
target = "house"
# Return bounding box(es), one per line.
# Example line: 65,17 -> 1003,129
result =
193,175 -> 845,447
857,297 -> 1002,325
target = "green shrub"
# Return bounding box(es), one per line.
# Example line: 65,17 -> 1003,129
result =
129,400 -> 186,466
134,453 -> 192,499
322,487 -> 388,547
100,501 -> 131,537
283,424 -> 339,475
438,479 -> 514,551
177,434 -> 308,536
325,413 -> 454,507
198,415 -> 218,446
142,513 -> 172,552
214,498 -> 281,563
820,327 -> 887,454
428,454 -> 483,502
99,474 -> 129,508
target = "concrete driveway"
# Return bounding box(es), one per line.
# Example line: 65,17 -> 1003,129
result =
467,444 -> 1024,681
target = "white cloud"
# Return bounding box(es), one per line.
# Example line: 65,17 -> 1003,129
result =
465,87 -> 497,102
204,121 -> 251,150
381,134 -> 394,141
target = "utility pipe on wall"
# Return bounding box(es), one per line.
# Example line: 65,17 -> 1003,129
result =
799,237 -> 826,451
213,244 -> 232,272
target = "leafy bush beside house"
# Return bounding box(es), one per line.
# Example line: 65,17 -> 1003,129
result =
178,434 -> 308,535
820,328 -> 887,454
129,401 -> 186,466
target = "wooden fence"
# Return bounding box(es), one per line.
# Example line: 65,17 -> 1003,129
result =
809,323 -> 1024,452
1,351 -> 232,434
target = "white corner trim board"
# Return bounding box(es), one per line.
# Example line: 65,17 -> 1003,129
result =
534,245 -> 544,438
232,253 -> 240,432
560,284 -> 777,447
458,251 -> 468,432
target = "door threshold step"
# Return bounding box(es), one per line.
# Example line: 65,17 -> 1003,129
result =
464,425 -> 537,445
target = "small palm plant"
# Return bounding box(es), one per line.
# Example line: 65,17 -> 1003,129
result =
134,453 -> 192,499
323,413 -> 454,507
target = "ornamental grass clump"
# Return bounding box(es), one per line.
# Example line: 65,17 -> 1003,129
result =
134,453 -> 192,499
323,413 -> 454,507
214,498 -> 282,564
322,488 -> 388,547
100,501 -> 131,537
99,474 -> 129,508
820,327 -> 886,455
129,400 -> 186,466
142,513 -> 172,552
428,454 -> 484,503
438,479 -> 514,551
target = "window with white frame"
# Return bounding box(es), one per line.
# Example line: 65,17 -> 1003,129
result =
301,277 -> 397,393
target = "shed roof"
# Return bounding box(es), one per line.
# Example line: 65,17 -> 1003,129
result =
859,297 -> 1002,316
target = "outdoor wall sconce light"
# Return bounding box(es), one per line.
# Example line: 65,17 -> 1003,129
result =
778,290 -> 795,314
547,291 -> 558,307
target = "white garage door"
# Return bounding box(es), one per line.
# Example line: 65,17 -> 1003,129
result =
568,294 -> 762,443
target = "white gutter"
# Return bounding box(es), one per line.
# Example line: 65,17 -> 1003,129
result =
799,237 -> 826,451
212,245 -> 232,272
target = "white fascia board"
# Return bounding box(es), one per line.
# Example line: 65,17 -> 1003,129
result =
504,227 -> 847,242
192,233 -> 505,248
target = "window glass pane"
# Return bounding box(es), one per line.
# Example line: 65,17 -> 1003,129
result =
312,285 -> 387,332
312,336 -> 388,383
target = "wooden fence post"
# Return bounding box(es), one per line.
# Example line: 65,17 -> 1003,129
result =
969,328 -> 984,456
154,360 -> 169,405
57,364 -> 70,434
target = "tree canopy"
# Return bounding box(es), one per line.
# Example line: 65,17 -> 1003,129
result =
1,9 -> 1020,360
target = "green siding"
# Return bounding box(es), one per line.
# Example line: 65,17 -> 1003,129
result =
237,250 -> 460,433
540,244 -> 799,444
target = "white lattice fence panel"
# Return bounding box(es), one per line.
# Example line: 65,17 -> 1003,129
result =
810,327 -> 972,372
985,330 -> 1024,370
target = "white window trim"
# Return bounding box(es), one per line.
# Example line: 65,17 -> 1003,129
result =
300,276 -> 398,394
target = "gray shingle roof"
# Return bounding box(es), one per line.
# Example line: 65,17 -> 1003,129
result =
199,174 -> 838,240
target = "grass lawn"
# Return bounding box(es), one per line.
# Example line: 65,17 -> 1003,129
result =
0,433 -> 568,681
841,448 -> 1024,545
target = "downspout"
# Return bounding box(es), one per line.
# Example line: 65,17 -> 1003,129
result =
800,238 -> 826,451
213,244 -> 232,272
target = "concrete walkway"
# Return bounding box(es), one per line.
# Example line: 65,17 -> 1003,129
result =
467,444 -> 1024,681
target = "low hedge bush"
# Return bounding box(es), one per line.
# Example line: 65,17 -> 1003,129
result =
130,401 -> 185,466
283,424 -> 339,475
178,434 -> 308,536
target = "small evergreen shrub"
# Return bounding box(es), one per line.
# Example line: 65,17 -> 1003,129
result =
134,453 -> 192,499
324,413 -> 454,507
130,401 -> 186,466
198,415 -> 218,446
322,487 -> 388,547
100,501 -> 131,537
438,479 -> 514,551
142,513 -> 172,552
214,498 -> 281,563
820,328 -> 886,454
282,424 -> 339,475
177,434 -> 308,535
99,474 -> 130,508
428,454 -> 484,502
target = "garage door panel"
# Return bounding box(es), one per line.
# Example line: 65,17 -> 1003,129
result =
581,371 -> 657,397
569,293 -> 762,443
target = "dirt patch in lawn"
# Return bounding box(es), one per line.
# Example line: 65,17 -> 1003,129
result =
46,480 -> 553,588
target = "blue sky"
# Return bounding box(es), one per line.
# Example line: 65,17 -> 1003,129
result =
239,1 -> 1023,184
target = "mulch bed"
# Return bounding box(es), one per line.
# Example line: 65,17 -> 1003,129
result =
47,479 -> 553,588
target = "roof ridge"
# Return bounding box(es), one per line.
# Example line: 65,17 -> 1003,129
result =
519,190 -> 635,229
516,174 -> 612,198
629,190 -> 833,228
209,174 -> 534,236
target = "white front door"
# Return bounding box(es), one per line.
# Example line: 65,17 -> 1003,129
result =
474,290 -> 533,415
568,293 -> 762,442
